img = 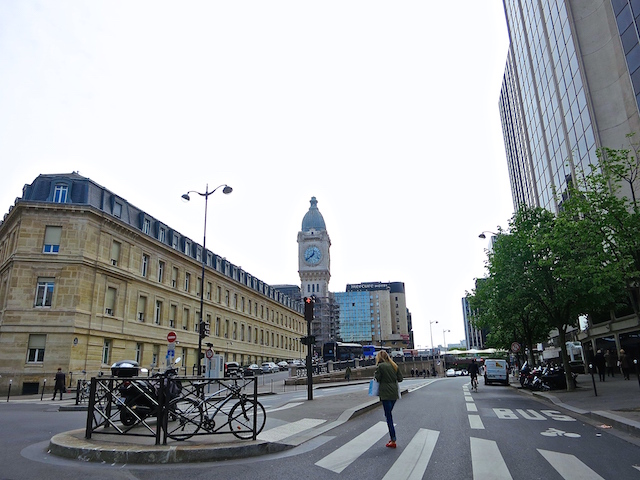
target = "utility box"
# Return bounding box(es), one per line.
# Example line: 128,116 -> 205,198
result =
206,354 -> 224,379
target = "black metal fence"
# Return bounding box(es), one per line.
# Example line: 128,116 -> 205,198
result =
85,375 -> 262,445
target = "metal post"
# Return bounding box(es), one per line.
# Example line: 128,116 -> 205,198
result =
589,363 -> 598,397
307,317 -> 313,401
41,378 -> 46,401
6,379 -> 11,402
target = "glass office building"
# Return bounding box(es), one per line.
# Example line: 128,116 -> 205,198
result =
500,0 -> 640,213
334,291 -> 371,343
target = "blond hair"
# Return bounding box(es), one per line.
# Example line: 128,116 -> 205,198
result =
376,350 -> 398,371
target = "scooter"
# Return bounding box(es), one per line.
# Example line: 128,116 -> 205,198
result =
118,358 -> 182,426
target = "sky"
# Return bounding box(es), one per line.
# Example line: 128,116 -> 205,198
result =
0,1 -> 514,350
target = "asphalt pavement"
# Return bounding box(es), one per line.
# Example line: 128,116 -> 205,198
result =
34,371 -> 640,464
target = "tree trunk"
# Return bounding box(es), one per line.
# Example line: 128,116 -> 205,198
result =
557,327 -> 575,391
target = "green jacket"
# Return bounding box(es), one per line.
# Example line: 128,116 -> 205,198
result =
374,361 -> 403,400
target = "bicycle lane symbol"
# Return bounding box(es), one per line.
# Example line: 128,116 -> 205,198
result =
541,427 -> 581,438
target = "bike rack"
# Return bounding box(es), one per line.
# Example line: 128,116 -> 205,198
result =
85,376 -> 261,445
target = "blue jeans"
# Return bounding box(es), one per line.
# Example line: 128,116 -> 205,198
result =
382,399 -> 396,441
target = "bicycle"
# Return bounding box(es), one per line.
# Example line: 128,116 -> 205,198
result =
166,378 -> 266,441
471,375 -> 478,392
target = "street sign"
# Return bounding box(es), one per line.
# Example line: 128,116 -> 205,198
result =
205,349 -> 214,359
167,331 -> 177,343
511,342 -> 521,353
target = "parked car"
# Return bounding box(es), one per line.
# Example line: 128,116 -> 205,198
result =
224,362 -> 241,377
484,358 -> 509,385
446,368 -> 456,377
243,364 -> 263,376
261,362 -> 279,373
289,359 -> 304,367
277,361 -> 289,371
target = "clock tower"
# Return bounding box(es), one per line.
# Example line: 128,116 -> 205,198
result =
298,196 -> 331,298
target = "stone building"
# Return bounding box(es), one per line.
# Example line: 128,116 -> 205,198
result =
0,173 -> 305,394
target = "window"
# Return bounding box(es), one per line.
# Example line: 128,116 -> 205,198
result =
197,277 -> 202,297
113,202 -> 122,218
158,261 -> 165,283
143,218 -> 151,234
105,287 -> 116,315
155,300 -> 162,324
27,334 -> 46,362
159,227 -> 166,243
206,282 -> 212,300
184,273 -> 190,292
43,226 -> 62,253
135,343 -> 142,363
111,241 -> 121,266
172,267 -> 178,288
152,345 -> 159,367
225,290 -> 230,306
137,296 -> 147,321
35,278 -> 54,307
53,185 -> 68,203
169,304 -> 176,327
183,308 -> 190,330
215,317 -> 221,337
233,322 -> 237,340
172,235 -> 179,250
184,240 -> 191,256
225,319 -> 229,338
216,286 -> 221,303
142,254 -> 149,277
102,339 -> 111,364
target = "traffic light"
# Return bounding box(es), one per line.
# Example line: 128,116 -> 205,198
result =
199,321 -> 210,339
300,335 -> 316,346
304,296 -> 315,322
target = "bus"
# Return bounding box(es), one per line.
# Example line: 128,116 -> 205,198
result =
322,342 -> 364,362
362,345 -> 392,359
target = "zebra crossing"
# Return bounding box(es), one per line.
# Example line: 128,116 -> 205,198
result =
307,421 -> 613,479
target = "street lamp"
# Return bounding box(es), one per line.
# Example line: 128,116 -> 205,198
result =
429,320 -> 438,375
182,183 -> 233,376
443,329 -> 450,371
478,230 -> 498,239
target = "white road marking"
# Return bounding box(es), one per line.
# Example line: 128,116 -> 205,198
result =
381,429 -> 439,480
266,402 -> 303,413
258,418 -> 326,442
468,414 -> 484,429
470,437 -> 512,480
466,403 -> 478,412
315,421 -> 388,473
538,449 -> 604,480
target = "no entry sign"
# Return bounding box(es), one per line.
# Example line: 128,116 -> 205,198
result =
167,331 -> 177,343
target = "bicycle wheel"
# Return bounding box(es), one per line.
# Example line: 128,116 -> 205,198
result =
166,398 -> 203,441
228,400 -> 266,439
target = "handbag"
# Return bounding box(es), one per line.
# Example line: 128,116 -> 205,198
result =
368,379 -> 380,396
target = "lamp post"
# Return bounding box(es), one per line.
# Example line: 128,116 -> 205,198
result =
429,320 -> 438,375
478,231 -> 498,239
182,183 -> 232,376
442,329 -> 450,371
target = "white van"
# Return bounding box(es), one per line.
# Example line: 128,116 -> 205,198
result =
483,359 -> 509,385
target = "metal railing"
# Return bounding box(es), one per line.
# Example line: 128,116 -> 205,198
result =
85,375 -> 262,445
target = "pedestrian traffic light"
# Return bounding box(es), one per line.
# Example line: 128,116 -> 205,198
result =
304,296 -> 315,322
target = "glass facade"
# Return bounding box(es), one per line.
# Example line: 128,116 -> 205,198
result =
612,0 -> 640,111
334,291 -> 371,343
500,0 -> 597,213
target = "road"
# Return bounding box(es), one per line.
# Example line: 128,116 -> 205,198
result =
2,376 -> 639,479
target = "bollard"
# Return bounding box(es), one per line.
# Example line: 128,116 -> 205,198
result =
6,379 -> 11,402
41,378 -> 47,401
634,359 -> 639,389
589,363 -> 597,397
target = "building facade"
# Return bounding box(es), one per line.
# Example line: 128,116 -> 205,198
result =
0,173 -> 306,394
335,282 -> 410,349
499,0 -> 640,361
461,296 -> 486,350
500,0 -> 640,213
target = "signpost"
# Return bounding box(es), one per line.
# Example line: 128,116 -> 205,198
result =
167,331 -> 177,368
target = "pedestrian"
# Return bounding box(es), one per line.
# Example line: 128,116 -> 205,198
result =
619,349 -> 630,380
422,368 -> 426,378
345,365 -> 351,382
594,349 -> 606,381
52,367 -> 66,400
410,368 -> 415,377
604,349 -> 615,377
374,350 -> 403,448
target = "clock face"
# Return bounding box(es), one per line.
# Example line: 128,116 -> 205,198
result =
304,246 -> 322,265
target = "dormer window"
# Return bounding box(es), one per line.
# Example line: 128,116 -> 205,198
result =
113,202 -> 122,218
53,185 -> 68,203
143,218 -> 151,234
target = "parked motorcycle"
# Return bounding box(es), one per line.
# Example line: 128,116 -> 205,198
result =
117,358 -> 182,426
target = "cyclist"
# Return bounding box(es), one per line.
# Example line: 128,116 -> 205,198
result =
468,358 -> 480,391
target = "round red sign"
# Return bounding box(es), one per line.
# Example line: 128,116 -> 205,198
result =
167,331 -> 177,343
205,349 -> 214,359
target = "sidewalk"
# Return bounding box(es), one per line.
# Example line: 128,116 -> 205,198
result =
41,373 -> 640,464
511,372 -> 640,437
